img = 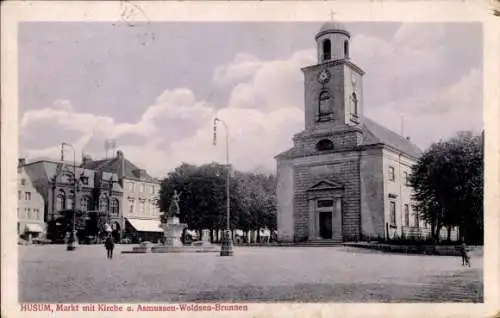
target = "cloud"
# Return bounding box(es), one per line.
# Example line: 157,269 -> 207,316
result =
20,23 -> 482,177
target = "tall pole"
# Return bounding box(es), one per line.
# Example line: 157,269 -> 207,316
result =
62,142 -> 77,251
213,118 -> 234,256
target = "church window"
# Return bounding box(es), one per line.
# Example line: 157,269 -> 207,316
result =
344,40 -> 349,59
351,93 -> 358,116
317,199 -> 334,208
318,91 -> 331,121
389,201 -> 396,226
404,171 -> 410,186
322,39 -> 331,61
388,166 -> 395,181
316,139 -> 334,151
404,204 -> 409,227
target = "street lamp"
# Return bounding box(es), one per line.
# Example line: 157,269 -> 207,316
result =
213,118 -> 234,256
61,142 -> 78,251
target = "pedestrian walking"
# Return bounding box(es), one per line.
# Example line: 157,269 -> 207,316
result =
459,241 -> 471,267
105,234 -> 115,260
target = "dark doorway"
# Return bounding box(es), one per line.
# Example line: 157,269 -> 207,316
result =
319,212 -> 333,239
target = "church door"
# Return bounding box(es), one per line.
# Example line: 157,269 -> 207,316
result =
319,212 -> 333,239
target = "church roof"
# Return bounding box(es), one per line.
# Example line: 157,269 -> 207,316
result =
316,21 -> 351,39
275,118 -> 422,160
361,118 -> 422,159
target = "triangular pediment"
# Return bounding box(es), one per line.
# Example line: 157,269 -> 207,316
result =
307,180 -> 344,191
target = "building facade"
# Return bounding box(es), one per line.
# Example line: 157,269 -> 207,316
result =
22,158 -> 123,241
275,22 -> 458,243
17,161 -> 45,241
80,150 -> 162,242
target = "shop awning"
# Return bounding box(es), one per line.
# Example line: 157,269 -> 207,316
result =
126,218 -> 163,233
25,223 -> 44,233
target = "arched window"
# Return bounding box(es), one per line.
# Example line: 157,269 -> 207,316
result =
351,92 -> 359,115
344,40 -> 349,59
99,195 -> 109,212
322,39 -> 331,61
66,191 -> 74,210
56,190 -> 65,211
316,139 -> 335,151
110,198 -> 119,215
318,91 -> 331,121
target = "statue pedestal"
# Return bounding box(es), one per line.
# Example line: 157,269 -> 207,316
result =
162,217 -> 186,248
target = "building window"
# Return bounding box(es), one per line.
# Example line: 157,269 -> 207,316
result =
26,208 -> 31,219
110,198 -> 119,215
322,39 -> 331,61
388,166 -> 395,181
351,92 -> 358,116
404,172 -> 410,186
99,195 -> 109,213
56,190 -> 65,212
139,200 -> 145,215
404,204 -> 409,227
81,176 -> 89,185
25,192 -> 31,200
316,139 -> 334,151
140,183 -> 145,193
66,191 -> 74,210
17,208 -> 20,218
129,183 -> 134,192
34,208 -> 39,220
389,201 -> 396,226
21,179 -> 26,186
18,191 -> 22,200
344,40 -> 349,59
414,211 -> 420,228
129,199 -> 135,214
318,91 -> 331,121
317,199 -> 334,208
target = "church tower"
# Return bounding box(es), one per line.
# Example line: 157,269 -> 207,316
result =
301,22 -> 365,133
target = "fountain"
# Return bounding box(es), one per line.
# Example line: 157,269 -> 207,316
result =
123,190 -> 219,254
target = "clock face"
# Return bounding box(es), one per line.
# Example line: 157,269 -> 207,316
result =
318,70 -> 330,84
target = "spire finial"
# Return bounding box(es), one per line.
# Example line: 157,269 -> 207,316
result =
329,10 -> 336,21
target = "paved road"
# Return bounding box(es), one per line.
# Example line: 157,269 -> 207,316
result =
18,244 -> 483,303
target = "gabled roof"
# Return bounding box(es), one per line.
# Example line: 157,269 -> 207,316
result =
361,118 -> 422,159
307,180 -> 344,191
80,156 -> 157,183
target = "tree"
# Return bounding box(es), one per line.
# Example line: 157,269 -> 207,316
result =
410,131 -> 483,244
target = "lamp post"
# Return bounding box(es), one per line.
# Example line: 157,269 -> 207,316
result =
61,142 -> 77,251
213,118 -> 234,256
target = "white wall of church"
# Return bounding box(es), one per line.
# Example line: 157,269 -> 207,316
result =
360,148 -> 385,239
276,160 -> 295,242
382,149 -> 416,239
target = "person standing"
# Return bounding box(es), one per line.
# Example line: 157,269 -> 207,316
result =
105,233 -> 115,260
459,240 -> 471,267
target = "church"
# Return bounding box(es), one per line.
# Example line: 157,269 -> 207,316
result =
275,22 -> 424,243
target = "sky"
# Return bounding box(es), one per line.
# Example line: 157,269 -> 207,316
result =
18,22 -> 483,178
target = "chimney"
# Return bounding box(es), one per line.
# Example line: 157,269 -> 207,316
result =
18,158 -> 26,168
82,154 -> 92,165
116,150 -> 125,179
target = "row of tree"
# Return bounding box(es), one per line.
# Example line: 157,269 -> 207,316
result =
158,163 -> 277,236
410,131 -> 483,244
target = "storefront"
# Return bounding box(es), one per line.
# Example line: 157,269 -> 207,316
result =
124,218 -> 163,243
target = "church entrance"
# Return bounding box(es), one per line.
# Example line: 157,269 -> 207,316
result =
319,212 -> 333,239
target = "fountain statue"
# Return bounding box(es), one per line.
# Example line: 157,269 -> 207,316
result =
123,189 -> 218,254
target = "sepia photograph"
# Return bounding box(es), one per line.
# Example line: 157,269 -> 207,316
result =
2,1 -> 499,317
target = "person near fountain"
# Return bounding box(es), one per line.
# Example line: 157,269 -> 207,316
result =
105,233 -> 115,260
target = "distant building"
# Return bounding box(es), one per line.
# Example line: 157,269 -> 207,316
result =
275,22 -> 459,243
17,160 -> 45,241
22,158 -> 123,241
80,150 -> 162,242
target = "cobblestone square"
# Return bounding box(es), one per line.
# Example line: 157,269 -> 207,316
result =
19,245 -> 482,303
